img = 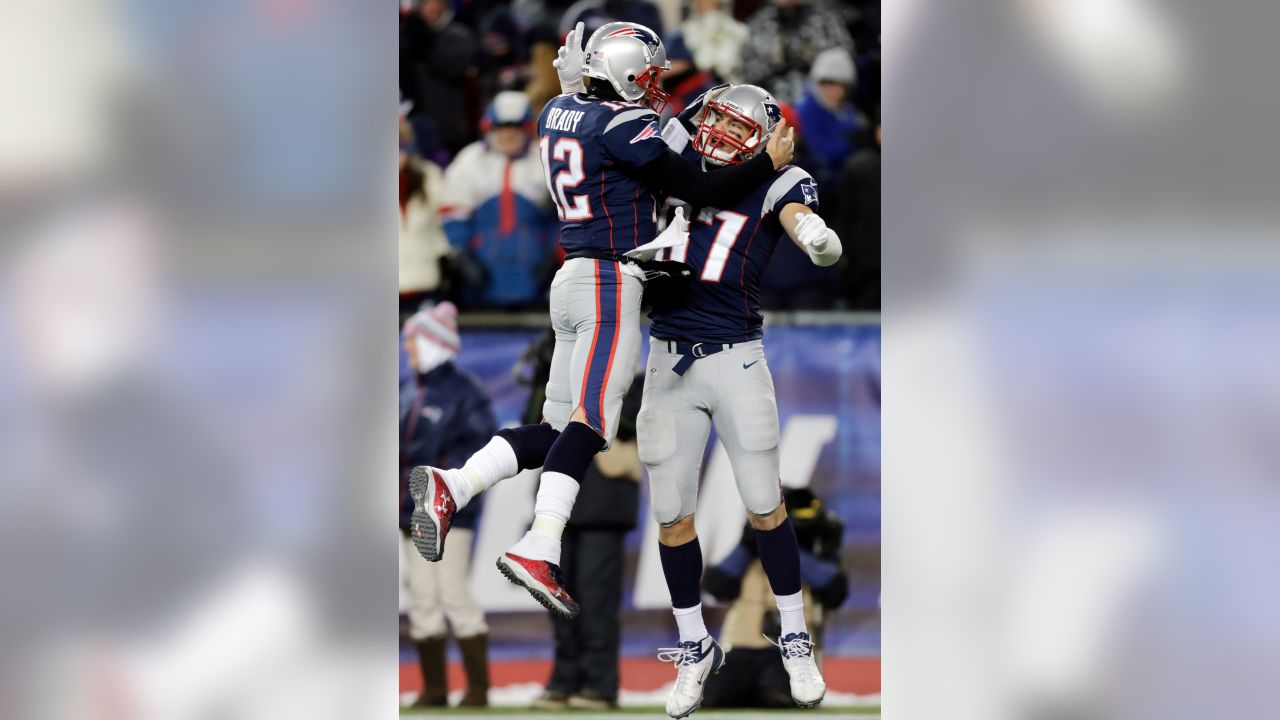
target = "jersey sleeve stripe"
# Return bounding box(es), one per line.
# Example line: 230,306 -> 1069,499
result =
761,166 -> 811,215
577,261 -> 622,437
604,108 -> 655,134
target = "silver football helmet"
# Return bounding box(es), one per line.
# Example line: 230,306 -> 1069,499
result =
692,84 -> 783,166
582,22 -> 672,111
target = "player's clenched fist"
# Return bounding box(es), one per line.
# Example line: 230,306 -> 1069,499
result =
765,118 -> 795,169
794,212 -> 830,250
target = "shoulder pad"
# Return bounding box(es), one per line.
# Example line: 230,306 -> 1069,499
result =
761,166 -> 813,215
604,108 -> 658,134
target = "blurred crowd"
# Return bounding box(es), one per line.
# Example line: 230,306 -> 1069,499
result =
400,0 -> 881,315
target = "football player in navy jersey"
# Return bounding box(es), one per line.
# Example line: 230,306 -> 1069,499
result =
640,84 -> 842,716
407,23 -> 796,622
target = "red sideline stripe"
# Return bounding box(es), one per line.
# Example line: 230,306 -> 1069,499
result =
595,263 -> 622,432
400,657 -> 880,695
575,261 -> 605,429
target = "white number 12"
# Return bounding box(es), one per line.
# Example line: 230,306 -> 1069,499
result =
540,137 -> 592,221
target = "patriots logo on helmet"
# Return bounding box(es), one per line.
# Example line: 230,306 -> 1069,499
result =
605,25 -> 661,53
801,180 -> 818,206
765,102 -> 783,126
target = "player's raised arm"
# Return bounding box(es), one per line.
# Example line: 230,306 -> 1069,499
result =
553,22 -> 587,95
780,202 -> 843,267
600,91 -> 794,209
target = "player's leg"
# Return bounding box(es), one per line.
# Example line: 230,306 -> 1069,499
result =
407,277 -> 577,563
710,341 -> 825,707
639,338 -> 724,718
499,260 -> 643,618
409,419 -> 559,562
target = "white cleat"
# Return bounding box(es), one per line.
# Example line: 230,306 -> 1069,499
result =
772,632 -> 826,708
658,635 -> 725,718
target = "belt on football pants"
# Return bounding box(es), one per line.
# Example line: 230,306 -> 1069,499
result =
565,250 -> 694,283
564,250 -> 638,265
666,340 -> 734,376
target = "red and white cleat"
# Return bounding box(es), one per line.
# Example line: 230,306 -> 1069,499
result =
495,552 -> 580,619
409,466 -> 455,562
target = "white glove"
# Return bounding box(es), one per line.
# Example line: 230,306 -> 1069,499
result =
554,22 -> 587,94
793,212 -> 842,266
625,207 -> 690,262
794,212 -> 829,250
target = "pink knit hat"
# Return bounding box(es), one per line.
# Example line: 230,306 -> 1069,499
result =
404,302 -> 460,355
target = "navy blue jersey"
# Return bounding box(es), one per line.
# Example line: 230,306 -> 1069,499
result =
650,150 -> 820,344
537,93 -> 669,254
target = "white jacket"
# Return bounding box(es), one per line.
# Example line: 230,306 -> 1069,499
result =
399,159 -> 450,294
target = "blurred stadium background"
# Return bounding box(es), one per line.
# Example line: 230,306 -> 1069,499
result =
398,0 -> 881,711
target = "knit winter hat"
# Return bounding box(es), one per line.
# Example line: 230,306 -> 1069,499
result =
404,302 -> 460,371
810,47 -> 856,86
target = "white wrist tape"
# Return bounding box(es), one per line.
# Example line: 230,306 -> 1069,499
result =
806,228 -> 843,267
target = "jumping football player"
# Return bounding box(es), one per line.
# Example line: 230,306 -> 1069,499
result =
641,84 -> 841,717
408,23 -> 796,620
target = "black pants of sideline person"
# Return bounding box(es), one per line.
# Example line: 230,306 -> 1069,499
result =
703,647 -> 794,708
546,527 -> 626,701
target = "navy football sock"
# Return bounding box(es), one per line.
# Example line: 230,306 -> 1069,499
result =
659,536 -> 704,609
496,423 -> 561,470
754,517 -> 803,597
542,421 -> 604,481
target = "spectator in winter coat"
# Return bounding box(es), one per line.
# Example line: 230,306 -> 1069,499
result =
476,8 -> 531,102
740,0 -> 853,104
833,118 -> 879,310
680,0 -> 748,83
439,91 -> 558,309
400,117 -> 452,317
400,0 -> 480,155
795,48 -> 864,188
400,303 -> 497,708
